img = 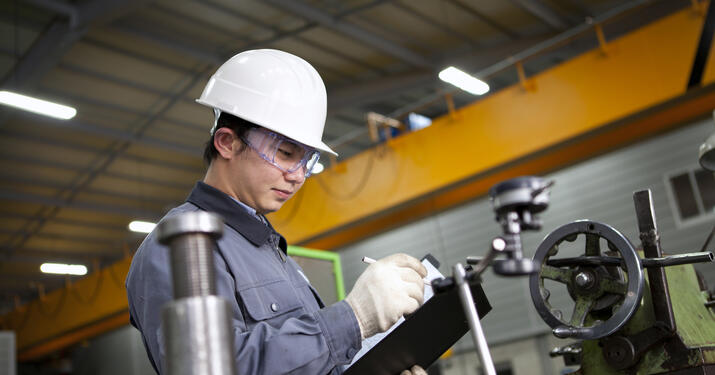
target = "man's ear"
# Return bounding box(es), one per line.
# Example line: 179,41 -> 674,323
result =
213,128 -> 238,160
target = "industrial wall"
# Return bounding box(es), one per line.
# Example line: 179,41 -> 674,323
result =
338,116 -> 715,357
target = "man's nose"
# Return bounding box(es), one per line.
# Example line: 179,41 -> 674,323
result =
284,167 -> 306,183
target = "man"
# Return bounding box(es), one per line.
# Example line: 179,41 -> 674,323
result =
126,49 -> 428,375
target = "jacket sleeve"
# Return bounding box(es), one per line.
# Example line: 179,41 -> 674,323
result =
212,248 -> 362,375
125,230 -> 174,374
127,231 -> 362,375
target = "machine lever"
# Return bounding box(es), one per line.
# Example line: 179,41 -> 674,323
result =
546,252 -> 714,268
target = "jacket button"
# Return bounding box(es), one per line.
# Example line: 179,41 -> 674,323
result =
270,303 -> 279,312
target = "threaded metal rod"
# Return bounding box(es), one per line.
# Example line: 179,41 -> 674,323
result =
156,211 -> 234,375
168,234 -> 217,299
156,211 -> 224,299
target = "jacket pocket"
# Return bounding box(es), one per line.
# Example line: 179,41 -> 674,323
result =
238,279 -> 303,322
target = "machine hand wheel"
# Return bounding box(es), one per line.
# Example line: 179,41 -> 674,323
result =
529,220 -> 644,339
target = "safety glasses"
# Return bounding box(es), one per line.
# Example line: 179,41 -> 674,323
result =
242,128 -> 321,177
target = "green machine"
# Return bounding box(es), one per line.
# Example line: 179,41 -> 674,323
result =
528,190 -> 715,374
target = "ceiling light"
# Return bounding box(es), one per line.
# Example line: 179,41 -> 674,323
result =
312,162 -> 325,175
40,263 -> 87,276
0,90 -> 77,120
438,66 -> 490,96
129,220 -> 156,233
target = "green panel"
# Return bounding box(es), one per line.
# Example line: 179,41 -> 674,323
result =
667,265 -> 715,347
287,246 -> 345,301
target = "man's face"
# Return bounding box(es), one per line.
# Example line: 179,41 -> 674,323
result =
229,134 -> 306,215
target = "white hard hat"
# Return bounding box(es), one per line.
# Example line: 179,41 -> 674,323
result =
196,49 -> 337,156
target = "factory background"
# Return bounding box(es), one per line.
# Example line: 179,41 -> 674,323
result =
0,0 -> 713,374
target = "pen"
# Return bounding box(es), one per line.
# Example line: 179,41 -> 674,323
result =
362,256 -> 431,285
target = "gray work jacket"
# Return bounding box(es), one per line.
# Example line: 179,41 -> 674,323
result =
126,182 -> 361,374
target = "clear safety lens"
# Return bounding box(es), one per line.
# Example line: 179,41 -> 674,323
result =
243,128 -> 321,177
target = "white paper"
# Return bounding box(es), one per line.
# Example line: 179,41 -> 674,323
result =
347,258 -> 444,367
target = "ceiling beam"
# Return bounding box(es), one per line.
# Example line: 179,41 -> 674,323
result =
446,0 -> 520,39
41,85 -> 205,134
0,229 -> 122,245
263,0 -> 434,68
112,23 -> 357,83
112,24 -> 224,65
201,0 -> 388,75
0,149 -> 200,191
0,189 -> 163,218
3,0 -> 152,91
11,111 -> 201,157
0,173 -> 179,206
0,212 -> 128,232
510,0 -> 571,31
391,1 -> 479,47
82,36 -> 194,74
329,71 -> 436,112
0,0 -> 153,130
0,134 -> 205,181
328,35 -> 548,112
1,21 -> 81,91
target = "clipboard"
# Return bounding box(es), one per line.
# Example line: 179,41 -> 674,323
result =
344,262 -> 492,375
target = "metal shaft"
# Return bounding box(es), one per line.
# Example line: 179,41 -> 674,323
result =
156,211 -> 235,375
157,211 -> 224,299
163,296 -> 235,375
453,263 -> 496,375
168,234 -> 216,299
634,190 -> 676,332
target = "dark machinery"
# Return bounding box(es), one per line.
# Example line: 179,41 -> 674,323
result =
434,176 -> 553,375
529,189 -> 715,374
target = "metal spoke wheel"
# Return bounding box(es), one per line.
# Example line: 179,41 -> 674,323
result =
529,220 -> 644,340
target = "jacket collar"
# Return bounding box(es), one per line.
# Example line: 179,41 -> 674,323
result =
186,181 -> 286,249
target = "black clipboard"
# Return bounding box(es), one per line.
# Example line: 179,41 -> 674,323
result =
344,258 -> 492,375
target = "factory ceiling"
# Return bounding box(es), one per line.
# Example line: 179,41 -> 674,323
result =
0,0 -> 693,315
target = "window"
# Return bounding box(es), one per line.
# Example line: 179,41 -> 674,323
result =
664,166 -> 715,227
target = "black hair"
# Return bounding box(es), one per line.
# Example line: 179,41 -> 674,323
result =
203,112 -> 256,166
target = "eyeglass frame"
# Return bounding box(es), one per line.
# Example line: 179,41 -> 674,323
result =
240,127 -> 321,177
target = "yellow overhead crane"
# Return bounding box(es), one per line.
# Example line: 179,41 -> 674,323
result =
3,2 -> 715,361
270,2 -> 715,250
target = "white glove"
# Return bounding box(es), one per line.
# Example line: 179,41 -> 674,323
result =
401,365 -> 428,375
345,253 -> 427,339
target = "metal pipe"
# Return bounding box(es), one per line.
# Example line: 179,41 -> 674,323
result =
157,211 -> 235,375
546,252 -> 714,268
453,263 -> 496,375
634,189 -> 676,332
641,252 -> 714,267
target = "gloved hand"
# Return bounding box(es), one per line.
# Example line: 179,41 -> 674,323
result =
400,365 -> 427,375
345,253 -> 427,339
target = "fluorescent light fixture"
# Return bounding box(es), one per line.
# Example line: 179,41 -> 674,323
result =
0,90 -> 77,120
438,66 -> 490,95
129,220 -> 156,233
40,263 -> 88,276
311,162 -> 325,175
